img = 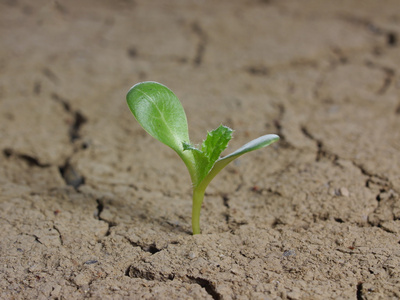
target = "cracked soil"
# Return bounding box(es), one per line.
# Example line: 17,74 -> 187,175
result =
1,0 -> 400,299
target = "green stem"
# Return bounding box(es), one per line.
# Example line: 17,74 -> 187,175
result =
192,184 -> 206,235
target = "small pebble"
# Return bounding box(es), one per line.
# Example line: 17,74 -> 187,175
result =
339,187 -> 349,197
188,252 -> 196,259
283,250 -> 296,257
230,268 -> 240,275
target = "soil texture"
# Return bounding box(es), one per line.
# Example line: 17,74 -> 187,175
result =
1,0 -> 400,299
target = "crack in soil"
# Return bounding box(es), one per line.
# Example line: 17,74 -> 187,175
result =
95,199 -> 115,237
352,163 -> 400,228
299,125 -> 399,229
42,67 -> 60,84
396,103 -> 400,114
363,60 -> 395,95
50,92 -> 88,189
300,125 -> 338,163
377,68 -> 394,95
59,160 -> 85,189
338,14 -> 398,48
386,32 -> 397,47
0,94 -> 89,192
69,111 -> 87,142
51,93 -> 87,142
52,224 -> 64,246
186,276 -> 222,300
125,263 -> 174,281
125,258 -> 222,300
331,47 -> 349,65
271,102 -> 296,149
191,22 -> 207,66
222,194 -> 230,225
220,192 -> 251,232
354,162 -> 392,189
2,148 -> 51,168
246,65 -> 269,76
356,282 -> 363,300
123,236 -> 162,254
126,265 -> 157,281
2,91 -> 88,191
32,234 -> 44,245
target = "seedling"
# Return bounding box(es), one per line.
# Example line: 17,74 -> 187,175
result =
126,81 -> 279,234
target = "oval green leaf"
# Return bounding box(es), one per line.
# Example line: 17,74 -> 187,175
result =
126,81 -> 190,153
218,134 -> 280,164
198,134 -> 279,189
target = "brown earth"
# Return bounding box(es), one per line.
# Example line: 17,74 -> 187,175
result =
1,0 -> 400,299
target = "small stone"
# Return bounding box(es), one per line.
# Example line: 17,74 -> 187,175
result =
287,290 -> 301,300
283,250 -> 296,257
339,187 -> 349,197
74,273 -> 90,286
188,252 -> 196,259
84,259 -> 98,265
328,187 -> 336,196
230,268 -> 240,275
335,238 -> 343,246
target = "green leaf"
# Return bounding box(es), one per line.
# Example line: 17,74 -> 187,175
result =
198,134 -> 280,189
182,142 -> 208,171
183,142 -> 209,184
126,81 -> 189,153
201,125 -> 233,164
183,125 -> 233,186
182,142 -> 199,152
218,134 -> 279,164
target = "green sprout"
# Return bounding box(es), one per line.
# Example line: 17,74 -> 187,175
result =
126,81 -> 279,234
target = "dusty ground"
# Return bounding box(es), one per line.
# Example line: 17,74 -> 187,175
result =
1,0 -> 400,299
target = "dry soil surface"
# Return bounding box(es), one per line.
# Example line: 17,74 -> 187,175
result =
1,0 -> 400,299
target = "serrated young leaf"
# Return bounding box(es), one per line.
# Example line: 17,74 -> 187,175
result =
201,125 -> 233,164
183,125 -> 233,186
